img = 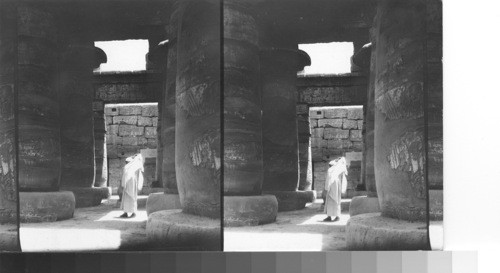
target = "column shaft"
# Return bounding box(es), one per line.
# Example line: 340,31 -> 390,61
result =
175,0 -> 221,219
261,48 -> 309,192
59,42 -> 96,189
374,0 -> 427,222
0,4 -> 20,246
162,24 -> 178,194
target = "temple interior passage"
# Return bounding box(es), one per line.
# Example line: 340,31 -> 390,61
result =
222,0 -> 442,251
0,0 -> 441,252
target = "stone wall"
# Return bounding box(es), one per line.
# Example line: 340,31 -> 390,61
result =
105,104 -> 158,194
309,106 -> 364,197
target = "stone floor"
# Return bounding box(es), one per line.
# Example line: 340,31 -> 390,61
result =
19,195 -> 150,252
224,199 -> 350,251
18,196 -> 351,252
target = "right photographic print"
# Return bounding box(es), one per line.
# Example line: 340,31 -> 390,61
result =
223,0 -> 443,251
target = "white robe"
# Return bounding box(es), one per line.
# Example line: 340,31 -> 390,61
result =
120,155 -> 144,214
324,158 -> 348,217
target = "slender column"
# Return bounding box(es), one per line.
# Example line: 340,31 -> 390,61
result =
17,5 -> 75,222
58,42 -> 109,207
93,100 -> 108,188
145,32 -> 181,215
162,28 -> 178,195
0,3 -> 20,250
297,107 -> 313,193
426,0 -> 443,222
223,0 -> 278,226
93,48 -> 107,189
349,42 -> 381,217
260,48 -> 312,211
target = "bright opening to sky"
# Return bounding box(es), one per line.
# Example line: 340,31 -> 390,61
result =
94,40 -> 149,72
298,42 -> 354,76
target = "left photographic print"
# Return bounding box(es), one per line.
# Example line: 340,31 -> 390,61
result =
0,0 -> 222,251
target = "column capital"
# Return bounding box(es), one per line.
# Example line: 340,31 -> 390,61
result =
260,47 -> 311,73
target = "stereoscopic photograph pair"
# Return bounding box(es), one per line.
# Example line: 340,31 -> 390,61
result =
0,0 -> 442,252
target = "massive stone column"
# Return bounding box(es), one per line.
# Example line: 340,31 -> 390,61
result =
260,48 -> 313,212
349,42 -> 380,217
223,1 -> 278,226
16,5 -> 75,222
145,35 -> 181,215
346,0 -> 433,250
58,42 -> 110,208
0,3 -> 20,251
147,0 -> 221,250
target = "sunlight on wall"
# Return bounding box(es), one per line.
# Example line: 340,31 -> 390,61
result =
298,42 -> 354,76
94,39 -> 149,72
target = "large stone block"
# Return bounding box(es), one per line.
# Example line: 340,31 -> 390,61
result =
118,125 -> 144,136
324,108 -> 347,118
311,137 -> 327,148
347,107 -> 363,119
342,119 -> 358,129
345,213 -> 427,250
262,191 -> 313,212
64,187 -> 111,208
350,130 -> 362,141
141,105 -> 158,117
107,135 -> 122,146
107,146 -> 118,158
107,124 -> 119,135
113,116 -> 137,125
145,127 -> 157,138
352,141 -> 363,152
358,120 -> 364,130
152,117 -> 158,127
324,128 -> 349,139
309,118 -> 318,127
137,116 -> 153,126
119,106 -> 142,115
311,148 -> 323,161
309,109 -> 324,119
146,139 -> 157,148
108,158 -> 121,169
327,139 -> 352,150
224,195 -> 278,226
146,193 -> 181,216
116,145 -> 140,158
318,118 -> 343,128
349,196 -> 380,216
19,191 -> 75,223
104,106 -> 119,116
310,128 -> 324,138
122,136 -> 142,146
105,116 -> 113,125
147,210 -> 221,251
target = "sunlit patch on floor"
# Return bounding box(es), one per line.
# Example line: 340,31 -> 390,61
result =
19,198 -> 149,251
97,210 -> 148,222
224,200 -> 348,251
225,232 -> 324,251
20,228 -> 122,252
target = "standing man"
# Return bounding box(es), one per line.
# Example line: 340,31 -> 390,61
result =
323,157 -> 348,222
119,154 -> 144,218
